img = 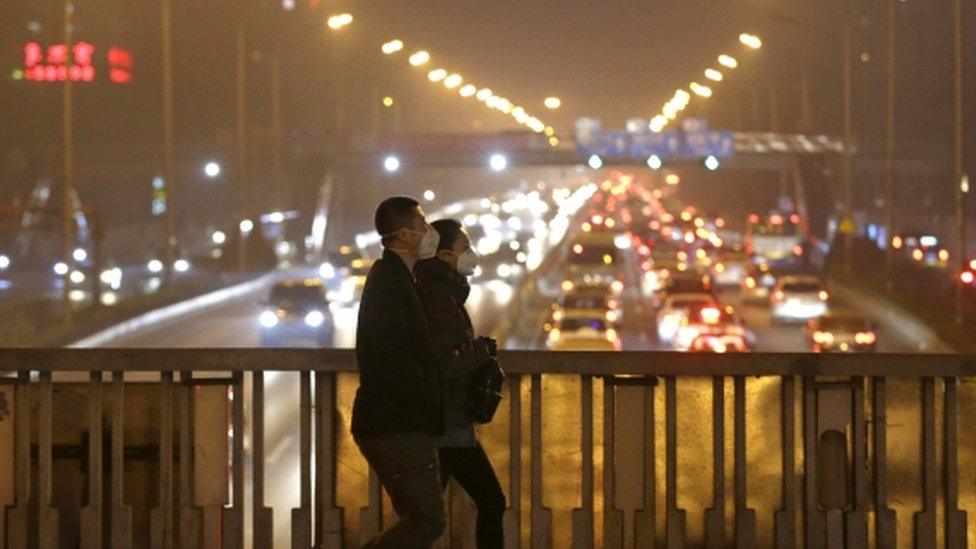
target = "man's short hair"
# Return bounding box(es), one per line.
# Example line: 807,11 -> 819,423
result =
375,196 -> 420,245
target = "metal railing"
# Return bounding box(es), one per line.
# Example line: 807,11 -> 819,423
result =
1,348 -> 975,548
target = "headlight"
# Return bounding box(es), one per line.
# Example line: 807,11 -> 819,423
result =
305,310 -> 325,327
0,254 -> 9,270
259,310 -> 279,328
319,262 -> 336,279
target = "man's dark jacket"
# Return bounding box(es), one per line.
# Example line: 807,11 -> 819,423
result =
351,249 -> 444,438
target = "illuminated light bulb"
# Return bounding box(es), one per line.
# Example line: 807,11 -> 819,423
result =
459,84 -> 477,97
544,96 -> 562,109
690,82 -> 713,98
443,73 -> 463,89
475,88 -> 493,101
381,39 -> 404,55
718,54 -> 738,69
427,68 -> 447,82
739,33 -> 762,49
704,68 -> 723,81
409,50 -> 431,66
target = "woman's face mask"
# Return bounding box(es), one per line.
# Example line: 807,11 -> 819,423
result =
453,249 -> 479,276
391,227 -> 440,259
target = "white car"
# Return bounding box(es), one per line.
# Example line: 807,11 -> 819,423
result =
771,275 -> 829,322
547,310 -> 621,351
656,293 -> 716,344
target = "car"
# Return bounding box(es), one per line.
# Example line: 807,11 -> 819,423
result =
547,310 -> 621,351
565,231 -> 624,285
674,304 -> 750,351
711,248 -> 749,288
741,263 -> 778,303
653,272 -> 712,307
770,275 -> 829,323
656,293 -> 716,344
552,286 -> 622,326
259,279 -> 333,347
807,314 -> 878,352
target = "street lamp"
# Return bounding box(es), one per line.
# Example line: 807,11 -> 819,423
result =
443,73 -> 463,89
383,155 -> 401,173
326,13 -> 353,30
409,50 -> 430,66
739,33 -> 763,49
544,96 -> 562,109
381,39 -> 404,55
427,68 -> 447,82
204,161 -> 221,178
718,54 -> 738,69
588,154 -> 604,170
704,68 -> 723,82
647,155 -> 663,170
489,153 -> 508,172
704,155 -> 721,171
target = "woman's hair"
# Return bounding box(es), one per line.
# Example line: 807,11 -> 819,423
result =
430,219 -> 465,252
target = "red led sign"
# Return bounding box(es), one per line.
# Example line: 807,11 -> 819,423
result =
22,42 -> 132,84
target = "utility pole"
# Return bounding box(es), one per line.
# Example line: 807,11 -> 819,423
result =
954,0 -> 966,322
236,13 -> 249,272
61,0 -> 74,322
884,0 -> 897,289
271,48 -> 284,210
161,0 -> 176,286
841,9 -> 854,272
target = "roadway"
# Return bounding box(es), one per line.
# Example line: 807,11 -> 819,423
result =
88,183 -> 935,547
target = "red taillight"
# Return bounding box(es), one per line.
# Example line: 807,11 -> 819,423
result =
793,245 -> 803,256
772,289 -> 784,301
855,331 -> 876,345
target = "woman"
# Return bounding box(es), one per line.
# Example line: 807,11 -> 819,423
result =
415,218 -> 506,548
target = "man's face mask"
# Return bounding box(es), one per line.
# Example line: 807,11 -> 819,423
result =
392,227 -> 439,259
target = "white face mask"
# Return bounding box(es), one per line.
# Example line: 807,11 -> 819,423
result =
407,228 -> 440,259
384,226 -> 439,259
453,249 -> 479,276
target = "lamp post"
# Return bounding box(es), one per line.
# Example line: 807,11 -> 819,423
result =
884,0 -> 898,290
954,0 -> 966,323
161,0 -> 176,286
61,0 -> 74,322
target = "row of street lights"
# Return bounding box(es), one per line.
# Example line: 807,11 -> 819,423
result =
649,33 -> 762,132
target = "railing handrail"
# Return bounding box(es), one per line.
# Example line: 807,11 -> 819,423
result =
2,348 -> 976,377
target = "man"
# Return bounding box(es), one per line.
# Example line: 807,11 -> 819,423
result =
352,196 -> 446,548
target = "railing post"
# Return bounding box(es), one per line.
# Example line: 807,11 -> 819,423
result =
733,376 -> 756,546
5,371 -> 30,549
601,377 -> 624,549
571,375 -> 594,548
80,372 -> 104,549
704,376 -> 725,549
633,379 -> 656,548
802,376 -> 824,548
871,377 -> 897,549
913,377 -> 936,546
151,371 -> 174,549
110,371 -> 132,548
292,370 -> 312,548
252,371 -> 274,549
774,376 -> 796,549
943,377 -> 967,548
503,374 -> 522,549
315,371 -> 344,548
529,373 -> 551,548
222,372 -> 245,549
37,371 -> 59,549
845,377 -> 867,546
177,371 -> 201,547
664,376 -> 685,549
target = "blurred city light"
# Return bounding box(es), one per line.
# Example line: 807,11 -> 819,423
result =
239,219 -> 254,233
718,54 -> 738,68
212,231 -> 226,245
326,13 -> 353,30
489,153 -> 508,172
475,88 -> 493,101
383,155 -> 401,173
53,262 -> 69,276
647,155 -> 663,170
382,96 -> 394,107
459,84 -> 477,97
423,189 -> 436,201
381,39 -> 404,55
72,247 -> 87,262
204,161 -> 221,178
0,254 -> 9,270
408,50 -> 431,66
689,82 -> 713,97
665,174 -> 681,185
443,73 -> 463,89
174,259 -> 191,273
69,270 -> 85,284
704,68 -> 723,81
147,259 -> 163,274
739,33 -> 763,49
544,96 -> 562,109
588,154 -> 604,170
704,155 -> 721,171
427,68 -> 447,82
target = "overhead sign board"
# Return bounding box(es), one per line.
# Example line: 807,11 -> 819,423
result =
575,116 -> 735,159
